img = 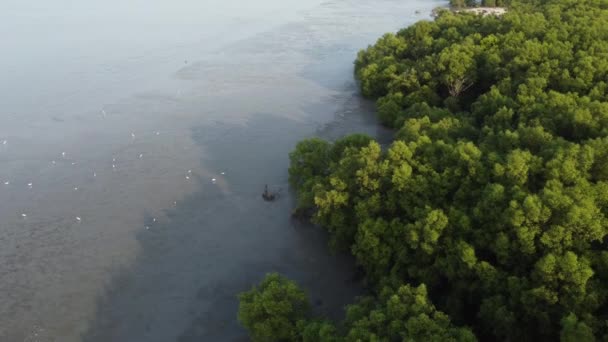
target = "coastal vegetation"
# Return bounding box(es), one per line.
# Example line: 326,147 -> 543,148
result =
239,0 -> 608,340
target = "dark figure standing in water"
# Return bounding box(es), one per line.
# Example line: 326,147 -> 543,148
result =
262,184 -> 276,201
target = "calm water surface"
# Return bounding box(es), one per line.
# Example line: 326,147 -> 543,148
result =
0,0 -> 443,340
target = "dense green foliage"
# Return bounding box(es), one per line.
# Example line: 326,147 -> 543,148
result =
238,273 -> 311,341
341,283 -> 476,341
241,0 -> 608,340
239,273 -> 474,341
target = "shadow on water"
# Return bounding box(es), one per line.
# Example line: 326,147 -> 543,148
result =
81,103 -> 378,341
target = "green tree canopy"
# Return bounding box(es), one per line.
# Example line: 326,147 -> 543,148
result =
238,273 -> 311,342
239,275 -> 475,342
344,284 -> 476,341
285,0 -> 608,340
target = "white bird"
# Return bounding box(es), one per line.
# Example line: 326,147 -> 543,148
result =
155,131 -> 160,136
112,157 -> 116,162
101,109 -> 107,117
4,181 -> 9,185
139,153 -> 143,159
21,213 -> 27,218
131,132 -> 135,139
185,175 -> 190,180
145,226 -> 150,230
2,140 -> 6,145
74,187 -> 78,191
76,217 -> 81,222
51,160 -> 56,164
211,178 -> 217,183
173,201 -> 177,206
187,170 -> 192,174
27,183 -> 32,188
152,218 -> 156,222
71,162 -> 77,165
220,172 -> 225,175
93,172 -> 96,177
61,152 -> 66,157
112,164 -> 116,170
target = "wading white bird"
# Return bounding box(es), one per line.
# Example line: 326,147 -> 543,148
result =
112,164 -> 116,170
2,140 -> 6,145
139,154 -> 143,159
61,152 -> 66,157
112,157 -> 116,162
211,178 -> 216,183
27,183 -> 32,189
131,132 -> 135,139
152,218 -> 156,222
71,162 -> 77,165
187,170 -> 192,174
51,160 -> 56,164
21,213 -> 27,218
4,181 -> 9,185
220,172 -> 225,175
101,109 -> 107,117
145,226 -> 150,230
185,175 -> 190,180
74,187 -> 78,191
155,131 -> 160,136
76,217 -> 81,222
93,172 -> 96,177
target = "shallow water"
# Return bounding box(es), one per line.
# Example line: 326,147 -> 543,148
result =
0,0 -> 444,340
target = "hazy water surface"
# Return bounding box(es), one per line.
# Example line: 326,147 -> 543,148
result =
0,1 -> 443,341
